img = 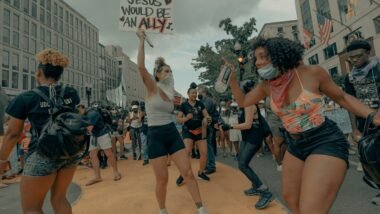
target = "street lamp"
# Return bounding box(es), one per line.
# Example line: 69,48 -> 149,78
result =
85,84 -> 92,107
234,41 -> 246,85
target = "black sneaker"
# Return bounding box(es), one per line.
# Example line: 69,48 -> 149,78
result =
176,175 -> 184,186
138,155 -> 142,160
198,172 -> 210,181
133,153 -> 137,160
244,187 -> 267,196
204,169 -> 216,175
255,191 -> 274,210
142,160 -> 149,166
119,155 -> 128,160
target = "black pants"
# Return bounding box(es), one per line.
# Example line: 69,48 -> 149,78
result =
238,137 -> 264,188
130,128 -> 142,156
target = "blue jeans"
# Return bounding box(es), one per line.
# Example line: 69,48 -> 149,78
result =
206,126 -> 216,171
140,132 -> 149,161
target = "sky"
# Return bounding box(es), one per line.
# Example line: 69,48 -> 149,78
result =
64,0 -> 297,96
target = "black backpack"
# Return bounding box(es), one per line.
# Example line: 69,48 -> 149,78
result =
32,86 -> 90,160
358,112 -> 380,189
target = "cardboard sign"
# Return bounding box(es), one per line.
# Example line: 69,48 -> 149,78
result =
119,0 -> 174,33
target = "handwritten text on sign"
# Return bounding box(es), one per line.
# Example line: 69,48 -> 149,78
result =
119,0 -> 174,33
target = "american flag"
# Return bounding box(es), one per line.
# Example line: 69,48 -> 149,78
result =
317,13 -> 333,45
303,28 -> 313,49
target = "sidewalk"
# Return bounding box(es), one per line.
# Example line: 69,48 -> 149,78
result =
73,159 -> 287,214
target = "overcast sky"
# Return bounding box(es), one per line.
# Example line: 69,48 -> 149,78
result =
64,0 -> 297,96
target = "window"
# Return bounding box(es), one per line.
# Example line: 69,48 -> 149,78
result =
23,36 -> 29,51
374,16 -> 380,34
40,0 -> 45,7
2,51 -> 10,69
323,43 -> 338,60
12,31 -> 19,48
343,29 -> 364,46
13,14 -> 20,30
12,72 -> 19,89
46,12 -> 51,27
12,54 -> 19,71
308,54 -> 319,65
2,70 -> 10,87
40,8 -> 45,24
3,28 -> 10,44
31,76 -> 36,89
23,56 -> 29,73
30,39 -> 36,53
3,9 -> 11,26
59,6 -> 63,18
31,1 -> 37,18
23,19 -> 29,34
31,22 -> 37,38
23,0 -> 29,14
22,74 -> 29,90
13,0 -> 20,8
277,27 -> 284,33
292,25 -> 298,31
46,30 -> 51,44
40,27 -> 45,42
54,2 -> 57,15
46,0 -> 51,11
53,16 -> 58,30
329,67 -> 338,77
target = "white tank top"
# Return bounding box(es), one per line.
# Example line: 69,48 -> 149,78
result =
145,91 -> 174,126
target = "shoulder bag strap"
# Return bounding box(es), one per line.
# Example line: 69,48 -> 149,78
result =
363,111 -> 377,136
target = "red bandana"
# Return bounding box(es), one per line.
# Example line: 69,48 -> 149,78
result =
268,70 -> 296,108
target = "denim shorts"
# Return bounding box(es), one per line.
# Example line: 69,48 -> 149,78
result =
284,118 -> 349,167
23,151 -> 80,176
147,123 -> 185,159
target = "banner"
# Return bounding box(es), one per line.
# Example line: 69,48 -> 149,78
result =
119,0 -> 175,34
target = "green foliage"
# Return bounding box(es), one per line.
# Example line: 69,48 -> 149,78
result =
192,17 -> 258,101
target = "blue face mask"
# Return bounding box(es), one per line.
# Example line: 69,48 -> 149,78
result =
257,64 -> 280,80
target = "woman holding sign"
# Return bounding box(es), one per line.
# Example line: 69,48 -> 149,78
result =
136,29 -> 208,214
226,37 -> 380,214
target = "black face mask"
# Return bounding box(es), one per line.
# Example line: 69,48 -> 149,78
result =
197,94 -> 203,100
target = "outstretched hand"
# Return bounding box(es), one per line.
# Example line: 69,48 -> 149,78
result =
136,29 -> 146,40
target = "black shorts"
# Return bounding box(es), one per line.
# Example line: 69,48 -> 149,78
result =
182,128 -> 203,142
284,118 -> 349,167
147,123 -> 185,159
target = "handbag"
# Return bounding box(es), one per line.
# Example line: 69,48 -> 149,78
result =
357,111 -> 380,189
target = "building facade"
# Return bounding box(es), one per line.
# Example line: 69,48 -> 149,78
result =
295,0 -> 380,76
0,0 -> 100,102
105,45 -> 145,107
258,20 -> 300,42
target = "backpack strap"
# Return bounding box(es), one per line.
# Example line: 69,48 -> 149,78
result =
33,88 -> 54,109
60,85 -> 66,98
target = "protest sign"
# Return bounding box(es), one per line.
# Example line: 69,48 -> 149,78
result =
119,0 -> 174,33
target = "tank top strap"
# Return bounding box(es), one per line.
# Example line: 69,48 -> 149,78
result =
295,69 -> 305,91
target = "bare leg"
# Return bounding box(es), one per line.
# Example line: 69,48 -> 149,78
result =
103,148 -> 121,179
195,140 -> 208,173
86,148 -> 102,185
50,167 -> 77,214
150,156 -> 169,209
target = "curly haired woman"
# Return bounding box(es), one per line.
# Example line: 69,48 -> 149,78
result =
227,37 -> 380,214
0,49 -> 80,213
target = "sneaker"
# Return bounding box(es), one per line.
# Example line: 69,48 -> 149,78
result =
119,155 -> 128,160
255,191 -> 274,210
159,208 -> 169,214
142,160 -> 149,166
276,165 -> 282,172
198,172 -> 210,181
204,169 -> 216,175
244,187 -> 266,196
176,175 -> 184,186
372,194 -> 380,206
357,163 -> 363,172
198,207 -> 208,214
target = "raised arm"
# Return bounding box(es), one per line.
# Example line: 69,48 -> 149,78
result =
136,29 -> 156,94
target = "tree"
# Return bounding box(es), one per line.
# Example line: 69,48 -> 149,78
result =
192,18 -> 258,101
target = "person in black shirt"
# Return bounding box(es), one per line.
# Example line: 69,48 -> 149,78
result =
0,49 -> 80,213
176,84 -> 212,185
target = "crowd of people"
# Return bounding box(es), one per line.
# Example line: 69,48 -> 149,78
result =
0,31 -> 379,214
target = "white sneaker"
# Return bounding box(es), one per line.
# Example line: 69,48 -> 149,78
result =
198,207 -> 208,214
357,163 -> 363,172
159,208 -> 168,214
277,165 -> 282,172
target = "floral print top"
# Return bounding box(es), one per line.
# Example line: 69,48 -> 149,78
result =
270,71 -> 325,134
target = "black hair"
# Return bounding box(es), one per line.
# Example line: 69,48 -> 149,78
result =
38,63 -> 63,81
347,40 -> 371,52
187,82 -> 197,93
252,37 -> 305,73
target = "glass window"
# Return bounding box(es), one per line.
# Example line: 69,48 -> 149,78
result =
40,0 -> 44,7
3,28 -> 10,44
23,56 -> 29,73
23,74 -> 29,90
59,6 -> 63,18
54,2 -> 57,15
46,0 -> 51,11
40,27 -> 45,42
13,14 -> 20,30
12,72 -> 19,88
3,9 -> 10,26
23,36 -> 29,51
59,20 -> 63,33
53,16 -> 58,30
46,12 -> 51,27
12,31 -> 19,48
323,43 -> 338,60
31,76 -> 36,88
31,2 -> 37,18
2,51 -> 10,68
2,70 -> 9,87
23,19 -> 29,34
30,39 -> 36,53
12,54 -> 19,71
65,11 -> 69,22
70,14 -> 73,25
40,8 -> 45,24
374,16 -> 380,34
23,0 -> 29,14
308,54 -> 319,65
13,0 -> 20,8
46,30 -> 51,44
29,60 -> 35,74
329,67 -> 338,77
31,22 -> 37,37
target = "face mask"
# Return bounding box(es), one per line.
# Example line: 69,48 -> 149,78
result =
257,64 -> 280,80
157,72 -> 175,100
197,94 -> 203,100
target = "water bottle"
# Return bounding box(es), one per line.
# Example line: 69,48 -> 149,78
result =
214,65 -> 232,93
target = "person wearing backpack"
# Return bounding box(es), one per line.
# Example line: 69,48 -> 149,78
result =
85,103 -> 121,186
0,49 -> 82,213
222,80 -> 274,210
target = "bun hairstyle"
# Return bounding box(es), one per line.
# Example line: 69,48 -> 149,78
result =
188,82 -> 198,93
36,49 -> 69,81
154,57 -> 171,81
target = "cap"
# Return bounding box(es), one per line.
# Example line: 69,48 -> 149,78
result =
132,105 -> 139,109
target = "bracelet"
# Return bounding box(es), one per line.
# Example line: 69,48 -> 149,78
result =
0,159 -> 8,164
